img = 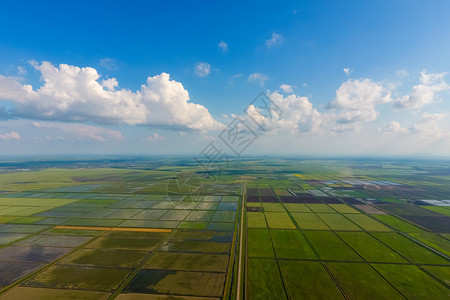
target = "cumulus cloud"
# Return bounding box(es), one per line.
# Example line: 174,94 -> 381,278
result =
327,78 -> 392,131
266,33 -> 283,47
32,121 -> 122,141
245,91 -> 322,133
147,133 -> 164,142
248,73 -> 269,86
378,121 -> 409,134
279,84 -> 294,93
0,131 -> 20,140
218,41 -> 228,52
0,61 -> 222,131
394,70 -> 449,110
410,113 -> 447,138
194,62 -> 211,77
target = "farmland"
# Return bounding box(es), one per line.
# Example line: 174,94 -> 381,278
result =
0,157 -> 449,299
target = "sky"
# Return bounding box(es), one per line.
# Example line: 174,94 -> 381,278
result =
0,0 -> 450,157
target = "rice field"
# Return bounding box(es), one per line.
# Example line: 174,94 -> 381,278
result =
0,158 -> 449,299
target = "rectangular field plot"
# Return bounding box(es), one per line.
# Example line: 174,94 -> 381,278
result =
84,236 -> 164,251
59,248 -> 147,268
25,265 -> 132,291
194,202 -> 219,210
261,203 -> 285,212
145,252 -> 229,272
337,232 -> 407,263
119,220 -> 180,229
421,206 -> 450,217
158,210 -> 190,221
211,211 -> 236,222
132,210 -> 168,220
279,260 -> 344,300
160,240 -> 230,254
373,264 -> 449,299
422,266 -> 450,286
306,204 -> 335,213
325,262 -> 404,299
63,218 -> 125,227
178,221 -> 208,229
373,214 -> 425,233
125,269 -> 225,297
185,210 -> 214,222
0,261 -> 44,286
247,258 -> 287,300
371,232 -> 448,265
0,287 -> 110,299
247,212 -> 267,228
317,214 -> 362,231
283,203 -> 311,212
248,229 -> 275,258
407,232 -> 450,256
15,235 -> 91,248
0,233 -> 29,245
264,212 -> 296,229
304,231 -> 362,261
0,246 -> 71,263
291,213 -> 330,230
328,204 -> 360,214
270,230 -> 316,260
344,214 -> 391,231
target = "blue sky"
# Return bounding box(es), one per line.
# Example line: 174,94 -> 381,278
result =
0,0 -> 449,156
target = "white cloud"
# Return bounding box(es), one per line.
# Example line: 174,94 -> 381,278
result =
99,58 -> 117,70
327,78 -> 392,131
266,33 -> 283,47
17,66 -> 27,75
147,133 -> 164,142
410,113 -> 447,138
394,70 -> 449,110
395,69 -> 409,78
0,131 -> 20,140
378,121 -> 409,134
194,62 -> 211,77
248,73 -> 269,86
218,41 -> 228,52
343,68 -> 351,76
279,84 -> 294,93
245,91 -> 322,134
32,121 -> 122,141
0,61 -> 222,131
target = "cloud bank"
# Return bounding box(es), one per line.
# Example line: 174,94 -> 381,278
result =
0,61 -> 222,131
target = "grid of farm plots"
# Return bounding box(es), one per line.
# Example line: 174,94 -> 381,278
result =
245,186 -> 450,299
0,190 -> 241,299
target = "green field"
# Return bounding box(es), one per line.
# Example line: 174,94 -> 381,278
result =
373,264 -> 450,298
247,212 -> 267,228
291,213 -> 330,230
304,231 -> 363,261
325,262 -> 404,299
279,260 -> 344,299
337,232 -> 407,263
1,158 -> 449,299
264,212 -> 296,229
247,258 -> 287,299
270,230 -> 316,259
371,232 -> 449,265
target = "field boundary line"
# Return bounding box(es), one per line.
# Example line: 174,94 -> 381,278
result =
54,225 -> 172,233
107,229 -> 175,300
236,182 -> 246,300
